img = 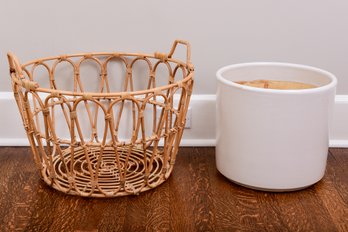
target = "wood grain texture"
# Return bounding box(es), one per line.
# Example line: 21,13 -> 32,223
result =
0,147 -> 347,232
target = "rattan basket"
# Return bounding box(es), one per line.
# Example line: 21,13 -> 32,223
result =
7,40 -> 194,197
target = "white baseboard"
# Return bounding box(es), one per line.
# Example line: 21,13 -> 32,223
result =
0,92 -> 348,147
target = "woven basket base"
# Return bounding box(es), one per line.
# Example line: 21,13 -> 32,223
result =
41,146 -> 169,197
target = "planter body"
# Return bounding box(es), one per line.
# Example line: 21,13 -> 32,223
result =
216,63 -> 337,191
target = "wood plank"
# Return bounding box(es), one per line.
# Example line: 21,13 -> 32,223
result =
315,149 -> 348,232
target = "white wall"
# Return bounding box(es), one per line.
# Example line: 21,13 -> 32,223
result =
1,0 -> 348,94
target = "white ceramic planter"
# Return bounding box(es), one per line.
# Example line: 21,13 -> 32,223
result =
216,62 -> 337,191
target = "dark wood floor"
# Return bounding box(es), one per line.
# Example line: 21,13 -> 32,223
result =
0,147 -> 347,232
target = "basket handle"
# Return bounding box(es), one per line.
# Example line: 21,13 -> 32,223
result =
7,52 -> 23,76
154,40 -> 194,71
7,52 -> 39,90
168,39 -> 191,65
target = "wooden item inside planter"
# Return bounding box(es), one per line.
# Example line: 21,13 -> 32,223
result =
235,80 -> 317,90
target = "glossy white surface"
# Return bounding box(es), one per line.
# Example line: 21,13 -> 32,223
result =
216,63 -> 337,191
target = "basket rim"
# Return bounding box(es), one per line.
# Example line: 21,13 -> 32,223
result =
17,52 -> 194,97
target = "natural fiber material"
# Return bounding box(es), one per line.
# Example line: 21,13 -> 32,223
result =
235,80 -> 317,90
7,40 -> 194,197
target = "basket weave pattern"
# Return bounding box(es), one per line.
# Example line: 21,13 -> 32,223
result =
7,40 -> 194,197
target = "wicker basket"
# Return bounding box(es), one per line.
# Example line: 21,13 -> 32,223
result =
7,40 -> 194,197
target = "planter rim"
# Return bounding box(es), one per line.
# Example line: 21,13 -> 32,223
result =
216,62 -> 337,95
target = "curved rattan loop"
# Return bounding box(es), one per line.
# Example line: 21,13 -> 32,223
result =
103,56 -> 129,93
51,58 -> 78,91
7,39 -> 194,197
